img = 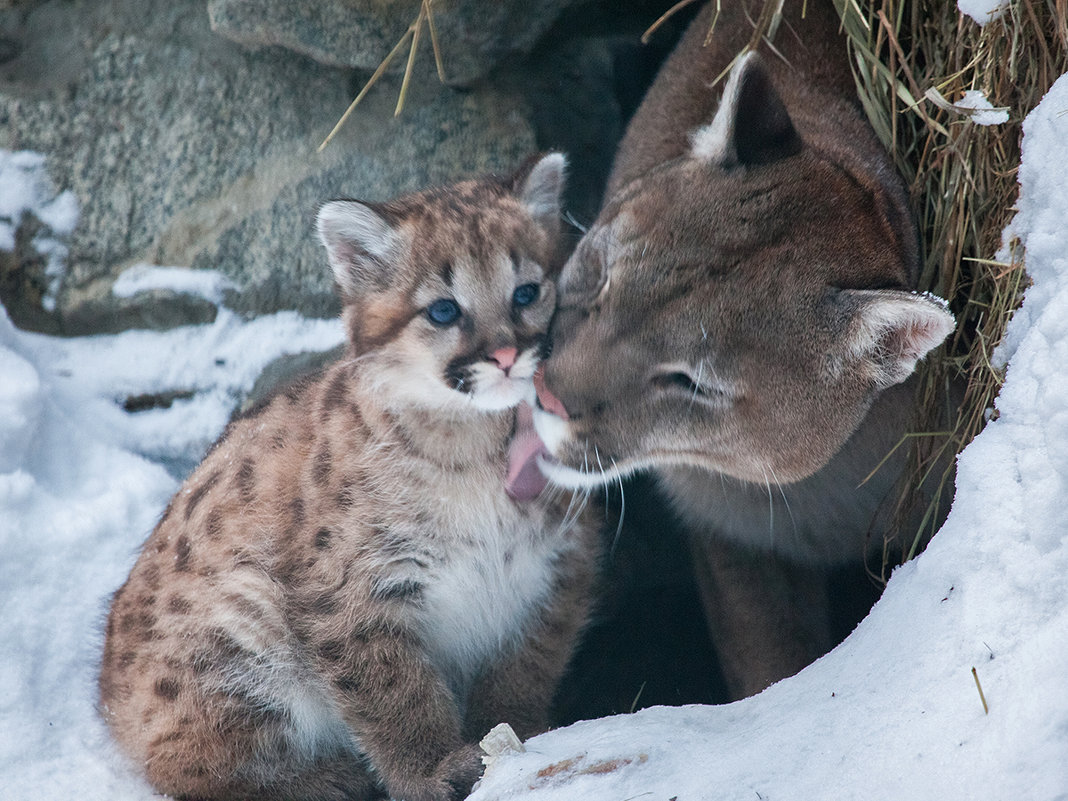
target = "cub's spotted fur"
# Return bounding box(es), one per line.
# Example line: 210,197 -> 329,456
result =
99,154 -> 599,801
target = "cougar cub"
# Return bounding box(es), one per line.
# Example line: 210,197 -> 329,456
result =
99,154 -> 598,801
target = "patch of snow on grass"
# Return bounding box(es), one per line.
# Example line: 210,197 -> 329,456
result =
956,89 -> 1011,126
958,0 -> 1010,25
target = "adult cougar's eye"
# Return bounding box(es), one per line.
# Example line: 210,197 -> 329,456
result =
649,364 -> 734,404
512,283 -> 540,308
426,298 -> 462,326
651,371 -> 704,396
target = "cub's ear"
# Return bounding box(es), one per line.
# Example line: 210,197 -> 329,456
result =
316,200 -> 402,300
691,52 -> 802,167
837,290 -> 956,389
512,152 -> 567,239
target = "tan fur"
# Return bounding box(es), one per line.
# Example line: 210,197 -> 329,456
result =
99,158 -> 599,801
534,2 -> 955,697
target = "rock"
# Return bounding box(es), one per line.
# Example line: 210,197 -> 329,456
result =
207,0 -> 584,87
191,78 -> 538,320
60,281 -> 222,334
0,0 -> 537,333
0,211 -> 57,333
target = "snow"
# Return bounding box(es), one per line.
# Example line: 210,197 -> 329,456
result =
955,89 -> 1012,126
958,0 -> 1010,25
0,347 -> 41,473
0,150 -> 79,312
1,74 -> 1067,801
112,263 -> 240,306
924,87 -> 1011,127
12,292 -> 343,470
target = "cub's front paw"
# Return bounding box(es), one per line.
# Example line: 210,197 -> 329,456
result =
433,744 -> 485,801
385,744 -> 484,801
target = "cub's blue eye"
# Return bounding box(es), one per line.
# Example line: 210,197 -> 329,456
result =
512,283 -> 539,308
426,298 -> 461,326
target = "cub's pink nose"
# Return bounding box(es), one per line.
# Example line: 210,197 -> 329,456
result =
490,347 -> 518,372
534,366 -> 569,420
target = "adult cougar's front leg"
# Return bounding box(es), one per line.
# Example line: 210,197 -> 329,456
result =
687,534 -> 831,699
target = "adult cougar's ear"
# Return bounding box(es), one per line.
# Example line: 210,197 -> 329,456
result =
316,200 -> 405,300
835,289 -> 956,389
512,152 -> 567,240
691,52 -> 803,167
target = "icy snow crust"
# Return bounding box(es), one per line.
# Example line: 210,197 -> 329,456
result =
111,263 -> 240,306
2,75 -> 1068,800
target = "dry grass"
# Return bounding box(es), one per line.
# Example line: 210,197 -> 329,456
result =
318,0 -> 446,152
832,0 -> 1067,573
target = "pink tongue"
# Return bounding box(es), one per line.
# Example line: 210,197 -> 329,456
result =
506,402 -> 549,502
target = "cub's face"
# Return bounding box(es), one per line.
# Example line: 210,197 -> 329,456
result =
534,57 -> 953,488
380,241 -> 557,413
317,154 -> 566,415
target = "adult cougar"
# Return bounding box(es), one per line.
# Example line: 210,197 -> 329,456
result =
531,0 -> 955,697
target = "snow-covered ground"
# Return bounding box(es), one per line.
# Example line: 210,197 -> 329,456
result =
2,57 -> 1067,801
0,284 -> 343,797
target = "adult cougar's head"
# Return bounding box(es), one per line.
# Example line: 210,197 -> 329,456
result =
534,54 -> 954,489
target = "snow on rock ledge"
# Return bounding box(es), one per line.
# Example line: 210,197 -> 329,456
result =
469,73 -> 1068,801
0,150 -> 79,316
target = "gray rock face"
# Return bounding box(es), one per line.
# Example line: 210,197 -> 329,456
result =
207,0 -> 584,86
0,0 -> 536,333
192,80 -> 538,319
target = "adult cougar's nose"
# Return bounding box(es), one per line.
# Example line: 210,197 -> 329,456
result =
533,366 -> 569,420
